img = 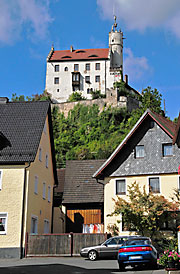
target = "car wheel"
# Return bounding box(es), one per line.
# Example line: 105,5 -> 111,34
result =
88,250 -> 97,261
118,263 -> 125,272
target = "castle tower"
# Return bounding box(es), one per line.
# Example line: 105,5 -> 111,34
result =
109,16 -> 123,71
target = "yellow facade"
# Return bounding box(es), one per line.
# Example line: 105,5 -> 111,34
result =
0,167 -> 24,247
0,115 -> 55,256
104,173 -> 179,234
25,116 -> 54,236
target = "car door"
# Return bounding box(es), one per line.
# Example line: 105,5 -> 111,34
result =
99,238 -> 119,258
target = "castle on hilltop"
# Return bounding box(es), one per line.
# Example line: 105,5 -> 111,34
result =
45,16 -> 140,113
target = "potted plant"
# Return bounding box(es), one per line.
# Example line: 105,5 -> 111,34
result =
158,249 -> 180,270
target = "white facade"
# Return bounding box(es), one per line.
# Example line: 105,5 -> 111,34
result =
45,17 -> 124,103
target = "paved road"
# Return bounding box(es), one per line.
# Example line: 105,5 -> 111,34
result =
0,257 -> 166,274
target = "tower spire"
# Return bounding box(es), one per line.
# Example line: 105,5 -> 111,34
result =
113,15 -> 117,30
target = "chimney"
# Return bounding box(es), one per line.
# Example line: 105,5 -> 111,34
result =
0,97 -> 9,104
70,45 -> 74,52
124,74 -> 128,85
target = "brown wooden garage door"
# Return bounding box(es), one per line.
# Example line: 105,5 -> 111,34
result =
66,209 -> 101,232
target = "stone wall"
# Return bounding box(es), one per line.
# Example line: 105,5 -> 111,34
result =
53,88 -> 140,117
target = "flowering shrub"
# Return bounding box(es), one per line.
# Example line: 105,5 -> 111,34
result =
158,249 -> 180,267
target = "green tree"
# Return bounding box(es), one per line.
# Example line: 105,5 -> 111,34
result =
108,182 -> 178,239
68,91 -> 86,102
11,90 -> 52,102
141,86 -> 162,113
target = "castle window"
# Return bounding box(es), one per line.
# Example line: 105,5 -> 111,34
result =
85,76 -> 90,83
54,77 -> 59,84
95,75 -> 100,82
57,89 -> 59,92
64,67 -> 68,71
85,63 -> 90,71
54,65 -> 59,72
96,63 -> 100,70
74,64 -> 79,72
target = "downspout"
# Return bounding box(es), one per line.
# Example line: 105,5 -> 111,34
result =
20,162 -> 31,259
96,178 -> 104,226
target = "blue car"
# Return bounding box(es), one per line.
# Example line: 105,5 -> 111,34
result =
117,237 -> 157,271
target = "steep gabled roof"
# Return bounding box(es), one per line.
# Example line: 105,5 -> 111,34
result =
93,109 -> 177,179
173,113 -> 180,145
49,48 -> 109,62
62,160 -> 105,204
0,101 -> 55,166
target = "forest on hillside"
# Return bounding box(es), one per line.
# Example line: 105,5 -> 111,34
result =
51,87 -> 163,167
11,87 -> 167,168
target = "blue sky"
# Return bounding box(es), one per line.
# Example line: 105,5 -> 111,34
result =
0,0 -> 180,119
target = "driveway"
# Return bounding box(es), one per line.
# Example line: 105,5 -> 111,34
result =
0,257 -> 166,274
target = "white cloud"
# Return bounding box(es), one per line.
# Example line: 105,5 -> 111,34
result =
124,48 -> 151,82
97,0 -> 180,38
0,0 -> 52,44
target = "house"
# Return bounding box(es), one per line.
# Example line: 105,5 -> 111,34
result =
0,98 -> 57,258
45,16 -> 126,103
93,109 -> 180,234
58,160 -> 105,233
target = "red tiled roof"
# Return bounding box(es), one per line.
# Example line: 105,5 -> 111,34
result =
49,48 -> 109,61
150,111 -> 176,138
173,113 -> 180,144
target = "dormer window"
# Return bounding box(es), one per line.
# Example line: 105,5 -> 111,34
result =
135,145 -> 144,158
163,144 -> 173,157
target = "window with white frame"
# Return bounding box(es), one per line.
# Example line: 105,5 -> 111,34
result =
149,177 -> 160,193
43,182 -> 46,199
45,154 -> 48,168
0,213 -> 7,234
48,186 -> 51,202
163,143 -> 173,157
44,219 -> 49,233
116,179 -> 126,195
39,148 -> 42,162
135,145 -> 144,158
0,170 -> 2,190
34,176 -> 38,194
30,215 -> 38,234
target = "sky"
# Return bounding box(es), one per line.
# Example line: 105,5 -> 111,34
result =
0,0 -> 180,119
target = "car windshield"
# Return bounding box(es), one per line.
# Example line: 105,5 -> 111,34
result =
124,239 -> 151,246
104,238 -> 119,245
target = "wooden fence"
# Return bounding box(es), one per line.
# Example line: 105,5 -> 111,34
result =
25,233 -> 107,257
